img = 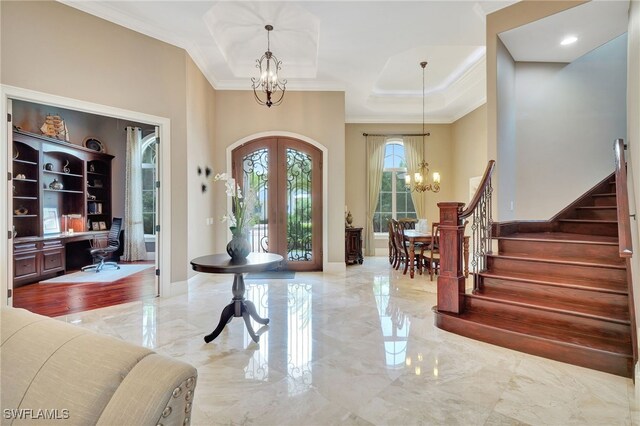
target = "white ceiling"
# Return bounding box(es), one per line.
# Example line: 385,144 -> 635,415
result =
59,1 -> 628,123
499,0 -> 629,63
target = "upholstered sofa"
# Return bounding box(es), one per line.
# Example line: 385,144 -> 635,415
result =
1,307 -> 197,425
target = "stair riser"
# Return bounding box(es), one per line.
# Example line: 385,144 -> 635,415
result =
575,209 -> 618,220
487,256 -> 626,283
465,296 -> 631,343
479,277 -> 629,317
558,221 -> 618,237
497,239 -> 622,264
592,195 -> 616,206
434,310 -> 633,378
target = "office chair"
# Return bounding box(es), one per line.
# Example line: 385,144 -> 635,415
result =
81,217 -> 122,273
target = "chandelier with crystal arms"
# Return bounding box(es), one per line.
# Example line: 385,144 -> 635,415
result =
405,61 -> 440,193
251,25 -> 287,108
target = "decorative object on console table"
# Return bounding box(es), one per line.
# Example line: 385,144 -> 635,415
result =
213,172 -> 258,261
345,210 -> 354,228
226,231 -> 251,261
345,227 -> 364,265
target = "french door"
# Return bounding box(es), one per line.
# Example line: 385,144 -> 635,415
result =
232,137 -> 322,271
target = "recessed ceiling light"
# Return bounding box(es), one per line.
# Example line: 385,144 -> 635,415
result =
561,36 -> 578,46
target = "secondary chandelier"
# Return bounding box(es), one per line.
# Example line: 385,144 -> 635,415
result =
405,61 -> 440,193
251,24 -> 287,108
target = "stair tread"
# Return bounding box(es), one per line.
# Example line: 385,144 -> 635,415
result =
480,271 -> 628,294
472,288 -> 630,323
559,219 -> 617,224
489,253 -> 625,268
576,206 -> 617,210
453,309 -> 632,356
496,232 -> 618,244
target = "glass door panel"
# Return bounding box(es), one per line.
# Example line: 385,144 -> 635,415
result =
285,148 -> 313,262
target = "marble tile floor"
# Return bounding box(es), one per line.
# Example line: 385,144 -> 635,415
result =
57,257 -> 639,425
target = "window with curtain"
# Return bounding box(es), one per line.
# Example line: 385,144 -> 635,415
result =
141,137 -> 157,237
373,141 -> 416,233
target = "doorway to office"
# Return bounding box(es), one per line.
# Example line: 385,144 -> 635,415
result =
2,86 -> 171,314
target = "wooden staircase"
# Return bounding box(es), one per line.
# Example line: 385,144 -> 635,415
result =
434,165 -> 636,378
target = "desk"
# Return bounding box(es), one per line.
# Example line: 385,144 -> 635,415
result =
402,230 -> 470,279
191,253 -> 283,343
14,231 -> 109,286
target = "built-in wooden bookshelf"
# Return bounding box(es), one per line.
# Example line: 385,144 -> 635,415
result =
11,129 -> 114,286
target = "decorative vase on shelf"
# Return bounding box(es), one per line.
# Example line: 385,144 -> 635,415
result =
226,229 -> 250,261
49,179 -> 63,190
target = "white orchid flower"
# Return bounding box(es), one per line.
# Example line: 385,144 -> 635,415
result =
214,173 -> 228,181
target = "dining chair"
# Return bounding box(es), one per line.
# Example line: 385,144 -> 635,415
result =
421,220 -> 468,281
398,217 -> 417,230
390,219 -> 403,270
394,220 -> 423,275
423,222 -> 440,281
388,220 -> 396,265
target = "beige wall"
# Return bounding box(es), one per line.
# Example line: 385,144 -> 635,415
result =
345,122 -> 453,251
1,0 -> 189,283
486,0 -> 588,220
214,91 -> 345,267
186,57 -> 217,276
451,104 -> 488,205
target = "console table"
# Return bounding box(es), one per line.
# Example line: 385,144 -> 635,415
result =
345,227 -> 363,264
190,252 -> 283,343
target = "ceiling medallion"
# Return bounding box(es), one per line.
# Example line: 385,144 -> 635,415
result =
251,24 -> 287,108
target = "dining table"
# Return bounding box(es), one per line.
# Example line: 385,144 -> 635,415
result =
402,229 -> 470,279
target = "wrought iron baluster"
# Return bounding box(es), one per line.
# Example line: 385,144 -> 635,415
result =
468,176 -> 493,291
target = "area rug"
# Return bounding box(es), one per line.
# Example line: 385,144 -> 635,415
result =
246,271 -> 295,279
40,264 -> 154,284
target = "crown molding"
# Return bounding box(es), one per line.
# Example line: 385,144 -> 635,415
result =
345,116 -> 454,124
58,1 -> 189,49
213,80 -> 346,92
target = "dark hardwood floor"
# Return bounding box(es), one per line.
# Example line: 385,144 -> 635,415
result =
13,262 -> 157,317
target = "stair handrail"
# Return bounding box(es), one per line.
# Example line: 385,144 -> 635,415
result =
614,138 -> 632,258
614,138 -> 637,373
436,160 -> 495,314
461,160 -> 496,220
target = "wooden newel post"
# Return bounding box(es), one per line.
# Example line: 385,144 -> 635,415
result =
437,202 -> 466,314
